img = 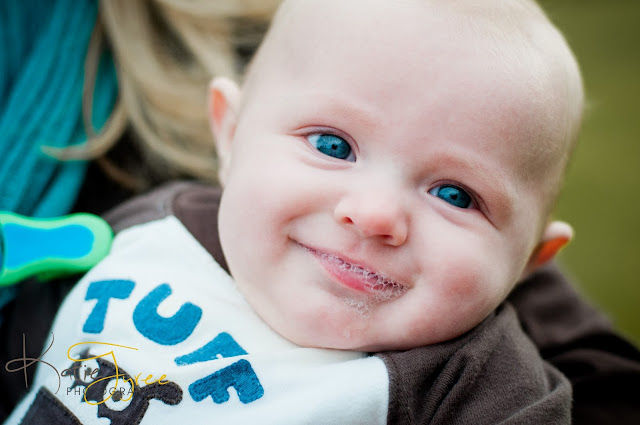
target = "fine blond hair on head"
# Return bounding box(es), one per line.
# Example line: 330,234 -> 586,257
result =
444,1 -> 583,164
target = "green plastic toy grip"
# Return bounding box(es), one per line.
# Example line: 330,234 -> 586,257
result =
0,212 -> 113,287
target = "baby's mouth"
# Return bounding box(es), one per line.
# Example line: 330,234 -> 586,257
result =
301,245 -> 408,304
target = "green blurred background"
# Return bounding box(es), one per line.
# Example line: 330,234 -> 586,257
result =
538,0 -> 640,344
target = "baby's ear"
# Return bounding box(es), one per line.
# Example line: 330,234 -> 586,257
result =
209,77 -> 240,186
522,221 -> 573,279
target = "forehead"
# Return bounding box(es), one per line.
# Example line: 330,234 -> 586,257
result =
244,0 -> 566,187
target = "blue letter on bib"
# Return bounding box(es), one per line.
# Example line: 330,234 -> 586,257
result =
189,359 -> 264,404
133,283 -> 202,345
83,279 -> 135,334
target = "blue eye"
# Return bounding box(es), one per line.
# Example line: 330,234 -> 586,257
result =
307,134 -> 355,161
429,185 -> 472,209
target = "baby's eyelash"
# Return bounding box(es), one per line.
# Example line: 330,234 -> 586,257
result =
306,133 -> 356,162
428,184 -> 474,209
300,127 -> 357,162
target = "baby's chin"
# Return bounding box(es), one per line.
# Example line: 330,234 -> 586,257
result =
264,312 -> 381,351
268,316 -> 418,353
250,285 -> 486,352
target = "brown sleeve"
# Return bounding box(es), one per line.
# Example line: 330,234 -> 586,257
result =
378,303 -> 572,424
508,264 -> 640,424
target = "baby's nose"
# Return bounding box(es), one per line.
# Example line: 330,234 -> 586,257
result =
333,187 -> 408,246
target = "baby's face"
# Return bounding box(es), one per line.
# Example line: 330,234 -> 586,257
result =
213,0 -> 568,351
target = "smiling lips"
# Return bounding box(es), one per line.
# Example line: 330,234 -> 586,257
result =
301,244 -> 408,302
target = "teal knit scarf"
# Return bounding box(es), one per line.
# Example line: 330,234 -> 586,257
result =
0,0 -> 118,218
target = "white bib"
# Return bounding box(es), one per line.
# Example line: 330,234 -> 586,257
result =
6,216 -> 389,425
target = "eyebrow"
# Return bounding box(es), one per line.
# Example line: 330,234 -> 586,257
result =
283,91 -> 382,130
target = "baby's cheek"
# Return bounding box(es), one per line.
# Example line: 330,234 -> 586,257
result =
430,247 -> 487,300
435,257 -> 500,330
442,263 -> 487,299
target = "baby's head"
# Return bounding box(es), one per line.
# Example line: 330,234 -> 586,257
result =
208,0 -> 583,351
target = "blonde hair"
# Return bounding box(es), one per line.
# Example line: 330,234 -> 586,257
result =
446,1 -> 583,156
70,0 -> 281,190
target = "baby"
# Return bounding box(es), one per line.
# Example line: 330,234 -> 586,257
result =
5,0 -> 583,423
209,0 -> 582,353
